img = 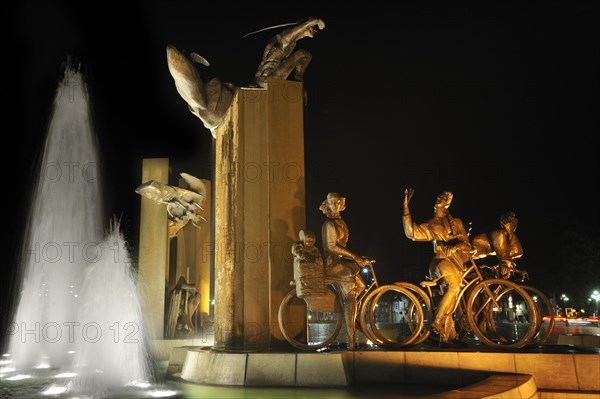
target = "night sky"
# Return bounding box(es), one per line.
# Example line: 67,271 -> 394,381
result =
3,1 -> 599,335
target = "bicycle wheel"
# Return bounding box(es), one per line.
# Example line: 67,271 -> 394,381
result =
278,286 -> 343,351
466,278 -> 540,349
358,285 -> 424,348
392,282 -> 432,345
520,285 -> 555,347
356,289 -> 381,346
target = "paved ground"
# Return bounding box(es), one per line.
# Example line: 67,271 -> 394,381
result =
414,319 -> 599,353
545,319 -> 599,343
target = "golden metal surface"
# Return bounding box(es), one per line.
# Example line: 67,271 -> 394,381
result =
254,17 -> 325,87
320,192 -> 370,349
166,45 -> 235,137
472,211 -> 526,279
402,188 -> 472,342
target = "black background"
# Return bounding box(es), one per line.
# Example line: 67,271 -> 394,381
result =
3,1 -> 599,340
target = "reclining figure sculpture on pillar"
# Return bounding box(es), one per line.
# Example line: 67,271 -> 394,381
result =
135,172 -> 207,239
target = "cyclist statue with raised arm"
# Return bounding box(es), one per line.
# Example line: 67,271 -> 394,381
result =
402,188 -> 472,343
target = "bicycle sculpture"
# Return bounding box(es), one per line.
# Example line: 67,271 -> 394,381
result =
382,252 -> 541,349
471,211 -> 555,346
278,193 -> 423,350
391,190 -> 544,349
278,190 -> 552,351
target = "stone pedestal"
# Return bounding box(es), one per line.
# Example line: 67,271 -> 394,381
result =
138,157 -> 213,347
213,79 -> 306,350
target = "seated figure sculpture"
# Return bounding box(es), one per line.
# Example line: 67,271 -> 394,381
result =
471,211 -> 527,280
320,192 -> 371,350
403,188 -> 472,343
165,276 -> 201,338
291,230 -> 325,299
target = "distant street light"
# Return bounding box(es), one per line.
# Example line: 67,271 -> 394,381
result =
591,290 -> 600,315
560,294 -> 569,316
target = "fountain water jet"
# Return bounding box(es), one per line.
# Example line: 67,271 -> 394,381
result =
3,62 -> 159,397
6,64 -> 104,371
64,219 -> 153,394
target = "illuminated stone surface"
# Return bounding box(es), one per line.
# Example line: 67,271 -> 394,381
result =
213,79 -> 306,351
138,158 -> 169,339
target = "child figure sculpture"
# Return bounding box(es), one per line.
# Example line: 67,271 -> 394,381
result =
292,230 -> 325,298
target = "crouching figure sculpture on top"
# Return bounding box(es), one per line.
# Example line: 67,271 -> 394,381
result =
252,16 -> 325,87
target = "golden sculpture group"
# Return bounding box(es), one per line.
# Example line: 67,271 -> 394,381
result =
166,16 -> 325,137
161,17 -> 553,351
280,189 -> 553,350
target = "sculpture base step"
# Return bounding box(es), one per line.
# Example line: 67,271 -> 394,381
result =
166,346 -> 598,396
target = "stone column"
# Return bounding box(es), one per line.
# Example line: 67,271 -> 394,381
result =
137,158 -> 169,339
213,79 -> 306,351
196,180 -> 212,327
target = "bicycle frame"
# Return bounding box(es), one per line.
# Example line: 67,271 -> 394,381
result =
422,259 -> 502,317
358,261 -> 379,299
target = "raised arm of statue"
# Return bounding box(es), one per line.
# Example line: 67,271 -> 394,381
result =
277,17 -> 325,47
402,188 -> 416,238
402,188 -> 437,242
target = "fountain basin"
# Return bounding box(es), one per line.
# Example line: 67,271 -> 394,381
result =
166,346 -> 599,398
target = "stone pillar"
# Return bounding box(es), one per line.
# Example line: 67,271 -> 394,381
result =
213,79 -> 306,351
137,158 -> 169,339
196,180 -> 212,327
